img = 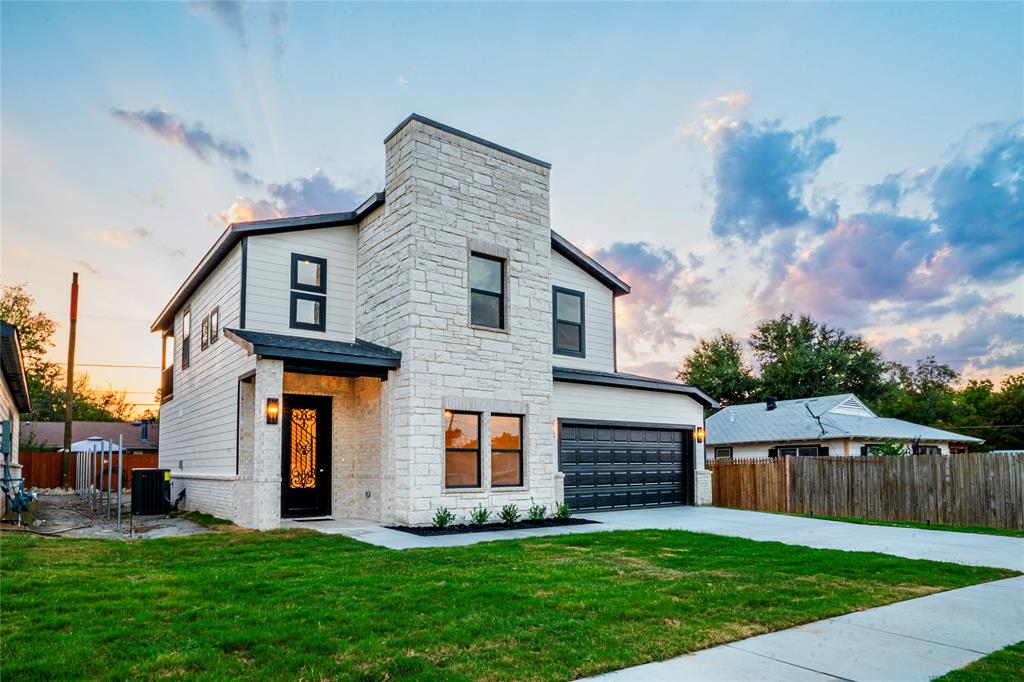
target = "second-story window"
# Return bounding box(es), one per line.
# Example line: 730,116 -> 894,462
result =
553,287 -> 585,356
209,307 -> 219,343
181,308 -> 191,368
290,253 -> 327,332
201,315 -> 209,350
470,253 -> 504,329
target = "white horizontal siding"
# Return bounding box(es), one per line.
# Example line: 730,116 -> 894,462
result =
722,438 -> 952,460
245,226 -> 358,341
160,244 -> 255,474
552,381 -> 706,468
0,374 -> 20,466
550,250 -> 616,372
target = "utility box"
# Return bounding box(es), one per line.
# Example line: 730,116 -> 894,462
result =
132,468 -> 171,515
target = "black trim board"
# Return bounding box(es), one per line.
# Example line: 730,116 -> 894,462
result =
0,322 -> 31,412
553,367 -> 719,408
384,113 -> 551,169
239,236 -> 247,329
551,231 -> 630,296
557,418 -> 697,431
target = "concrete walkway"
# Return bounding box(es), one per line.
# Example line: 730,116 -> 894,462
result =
590,575 -> 1024,681
284,506 -> 1024,571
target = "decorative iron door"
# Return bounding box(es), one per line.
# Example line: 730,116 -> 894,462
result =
281,394 -> 332,518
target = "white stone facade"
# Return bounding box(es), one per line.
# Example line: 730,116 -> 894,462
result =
157,115 -> 713,529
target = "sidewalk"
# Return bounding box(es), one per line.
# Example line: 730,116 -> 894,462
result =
589,576 -> 1024,681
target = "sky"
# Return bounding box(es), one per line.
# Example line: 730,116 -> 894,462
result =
2,1 -> 1022,415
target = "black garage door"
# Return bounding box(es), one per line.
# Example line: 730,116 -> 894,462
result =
559,422 -> 694,512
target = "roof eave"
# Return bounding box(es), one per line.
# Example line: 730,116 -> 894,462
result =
0,323 -> 32,413
550,231 -> 631,296
552,367 -> 718,408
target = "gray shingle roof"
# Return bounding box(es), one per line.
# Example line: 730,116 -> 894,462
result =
707,393 -> 982,445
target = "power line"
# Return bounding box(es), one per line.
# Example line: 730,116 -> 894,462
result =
51,362 -> 160,369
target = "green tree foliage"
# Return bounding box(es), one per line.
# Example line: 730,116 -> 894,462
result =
749,314 -> 892,403
0,284 -> 133,422
677,333 -> 757,406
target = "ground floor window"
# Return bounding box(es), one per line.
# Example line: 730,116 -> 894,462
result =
915,445 -> 941,456
491,414 -> 523,487
777,445 -> 820,457
714,447 -> 733,460
444,411 -> 480,488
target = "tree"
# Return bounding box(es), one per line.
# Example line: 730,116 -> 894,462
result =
750,314 -> 891,402
0,283 -> 132,421
677,333 -> 757,406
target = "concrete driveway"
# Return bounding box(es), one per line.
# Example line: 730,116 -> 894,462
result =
296,505 -> 1023,571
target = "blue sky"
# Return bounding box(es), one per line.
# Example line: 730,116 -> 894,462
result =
2,1 -> 1021,411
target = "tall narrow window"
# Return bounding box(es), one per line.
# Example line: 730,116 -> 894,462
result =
553,287 -> 585,356
181,308 -> 191,368
491,414 -> 523,487
289,253 -> 327,332
444,411 -> 480,488
209,307 -> 219,343
470,253 -> 504,329
201,315 -> 209,350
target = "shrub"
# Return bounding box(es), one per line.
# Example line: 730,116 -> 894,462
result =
527,501 -> 547,521
431,507 -> 456,528
468,505 -> 490,527
555,502 -> 572,519
499,504 -> 520,525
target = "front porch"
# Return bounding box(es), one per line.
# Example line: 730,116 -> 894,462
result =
227,329 -> 400,529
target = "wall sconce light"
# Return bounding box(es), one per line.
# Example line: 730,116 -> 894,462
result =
266,398 -> 280,425
695,426 -> 706,443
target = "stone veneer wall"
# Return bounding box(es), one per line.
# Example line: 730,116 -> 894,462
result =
357,118 -> 556,525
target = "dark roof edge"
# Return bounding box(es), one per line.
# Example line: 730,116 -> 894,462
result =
150,193 -> 384,333
0,322 -> 32,412
223,329 -> 401,369
551,231 -> 631,296
385,114 -> 552,169
553,367 -> 718,408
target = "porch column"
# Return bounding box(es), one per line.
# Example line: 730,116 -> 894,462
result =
252,358 -> 283,529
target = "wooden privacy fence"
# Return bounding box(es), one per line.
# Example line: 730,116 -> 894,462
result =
18,451 -> 159,490
708,454 -> 1024,530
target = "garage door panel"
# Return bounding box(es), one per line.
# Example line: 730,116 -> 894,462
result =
560,422 -> 694,512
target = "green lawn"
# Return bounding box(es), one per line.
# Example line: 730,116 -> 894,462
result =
785,513 -> 1024,538
0,529 -> 1014,681
936,641 -> 1024,681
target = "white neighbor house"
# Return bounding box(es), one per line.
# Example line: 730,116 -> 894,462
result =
153,114 -> 718,529
706,394 -> 983,461
1,322 -> 32,502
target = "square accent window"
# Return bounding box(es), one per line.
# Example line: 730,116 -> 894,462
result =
445,411 -> 480,488
553,287 -> 585,356
291,254 -> 327,293
209,307 -> 219,343
714,447 -> 733,460
290,292 -> 326,332
201,316 -> 209,350
491,414 -> 523,487
470,253 -> 504,329
181,308 -> 191,368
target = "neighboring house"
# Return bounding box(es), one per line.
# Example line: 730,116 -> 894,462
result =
706,394 -> 983,461
1,321 -> 32,499
21,420 -> 159,454
152,114 -> 718,529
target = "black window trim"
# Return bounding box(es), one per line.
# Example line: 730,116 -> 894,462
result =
181,305 -> 191,369
201,315 -> 210,350
470,252 -> 505,330
290,253 -> 327,294
209,306 -> 219,344
444,410 -> 482,490
552,286 -> 586,358
289,292 -> 327,332
490,413 -> 524,488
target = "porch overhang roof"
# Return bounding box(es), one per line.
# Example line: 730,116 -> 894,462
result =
552,366 -> 719,408
224,329 -> 401,374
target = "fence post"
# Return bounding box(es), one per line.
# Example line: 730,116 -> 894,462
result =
116,435 -> 123,531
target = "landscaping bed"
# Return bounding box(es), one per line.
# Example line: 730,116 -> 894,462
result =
387,516 -> 599,536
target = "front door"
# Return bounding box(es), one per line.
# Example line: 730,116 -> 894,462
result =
281,394 -> 332,518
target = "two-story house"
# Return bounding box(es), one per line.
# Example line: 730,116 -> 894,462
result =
152,114 -> 717,529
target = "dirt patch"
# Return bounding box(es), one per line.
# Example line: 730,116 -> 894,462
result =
2,494 -> 211,540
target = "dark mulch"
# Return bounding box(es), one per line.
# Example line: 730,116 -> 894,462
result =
387,517 -> 599,536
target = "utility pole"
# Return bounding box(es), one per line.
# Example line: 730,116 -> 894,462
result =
62,272 -> 79,489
